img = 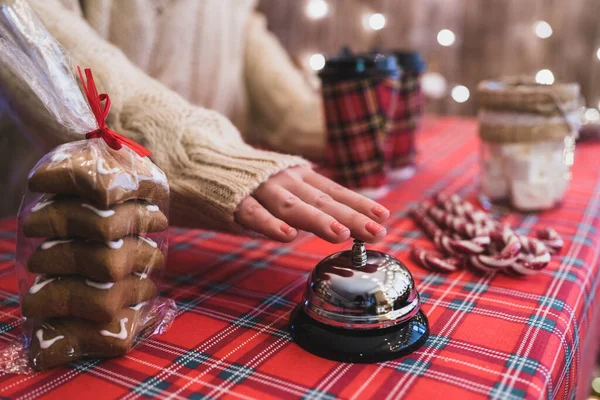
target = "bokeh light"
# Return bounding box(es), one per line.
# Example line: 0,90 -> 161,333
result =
533,20 -> 553,39
584,108 -> 600,122
437,29 -> 456,46
451,85 -> 470,103
305,0 -> 328,20
421,72 -> 448,99
309,53 -> 326,71
368,13 -> 386,30
535,69 -> 555,85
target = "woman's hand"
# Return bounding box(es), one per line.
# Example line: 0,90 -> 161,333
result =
235,166 -> 390,243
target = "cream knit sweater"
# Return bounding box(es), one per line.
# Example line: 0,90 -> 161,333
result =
1,0 -> 325,232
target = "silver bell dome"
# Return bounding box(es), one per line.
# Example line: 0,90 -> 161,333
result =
302,240 -> 421,330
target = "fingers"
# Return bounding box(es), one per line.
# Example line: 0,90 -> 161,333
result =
282,179 -> 387,243
235,196 -> 298,242
253,184 -> 351,243
301,169 -> 390,223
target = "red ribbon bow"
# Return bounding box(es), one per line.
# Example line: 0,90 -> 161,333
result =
77,67 -> 152,157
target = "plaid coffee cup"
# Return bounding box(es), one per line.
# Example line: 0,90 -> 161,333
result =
320,53 -> 402,194
385,51 -> 426,177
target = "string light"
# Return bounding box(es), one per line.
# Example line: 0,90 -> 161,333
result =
535,69 -> 555,85
533,20 -> 553,39
421,72 -> 447,99
367,13 -> 386,30
309,53 -> 326,71
451,85 -> 470,103
437,29 -> 456,47
305,0 -> 328,20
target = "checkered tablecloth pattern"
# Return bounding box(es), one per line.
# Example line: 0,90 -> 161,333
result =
0,117 -> 599,400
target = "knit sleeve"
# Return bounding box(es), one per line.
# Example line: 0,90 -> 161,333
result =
22,0 -> 310,233
244,13 -> 326,160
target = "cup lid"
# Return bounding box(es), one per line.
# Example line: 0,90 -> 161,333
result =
391,50 -> 427,73
302,240 -> 421,329
319,47 -> 401,81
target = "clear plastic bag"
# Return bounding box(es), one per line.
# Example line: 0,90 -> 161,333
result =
0,0 -> 176,372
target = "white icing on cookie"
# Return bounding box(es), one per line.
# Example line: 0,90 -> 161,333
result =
106,239 -> 124,249
36,329 -> 64,349
138,236 -> 157,248
130,301 -> 147,311
85,280 -> 115,290
145,204 -> 159,212
29,276 -> 57,294
41,239 -> 73,250
51,152 -> 70,163
31,200 -> 54,212
97,159 -> 121,175
151,164 -> 167,184
81,204 -> 115,218
100,317 -> 128,340
134,272 -> 148,279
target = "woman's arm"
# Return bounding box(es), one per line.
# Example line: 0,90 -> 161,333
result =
244,13 -> 325,160
5,0 -> 388,243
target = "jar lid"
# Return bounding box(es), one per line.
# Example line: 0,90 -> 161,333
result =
478,121 -> 577,144
319,48 -> 401,82
478,76 -> 582,143
478,76 -> 580,116
301,240 -> 421,330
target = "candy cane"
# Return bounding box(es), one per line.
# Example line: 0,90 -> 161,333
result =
491,227 -> 522,260
452,236 -> 491,254
436,192 -> 497,227
433,194 -> 497,232
536,227 -> 564,255
410,193 -> 561,277
409,206 -> 442,239
434,232 -> 457,255
468,226 -> 521,272
428,205 -> 492,239
411,247 -> 462,273
505,236 -> 551,276
414,201 -> 493,256
435,193 -> 477,219
433,231 -> 489,256
468,255 -> 504,274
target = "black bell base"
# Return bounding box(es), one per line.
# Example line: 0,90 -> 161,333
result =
289,304 -> 429,363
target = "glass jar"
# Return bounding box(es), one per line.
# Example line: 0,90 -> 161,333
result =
480,137 -> 575,211
477,78 -> 580,212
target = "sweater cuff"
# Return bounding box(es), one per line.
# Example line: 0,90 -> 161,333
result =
168,142 -> 310,233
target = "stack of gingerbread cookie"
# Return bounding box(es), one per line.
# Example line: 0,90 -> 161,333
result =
19,141 -> 170,370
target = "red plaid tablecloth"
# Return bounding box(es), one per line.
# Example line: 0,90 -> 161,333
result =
0,117 -> 599,400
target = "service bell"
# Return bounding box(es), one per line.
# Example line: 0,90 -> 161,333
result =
289,239 -> 429,363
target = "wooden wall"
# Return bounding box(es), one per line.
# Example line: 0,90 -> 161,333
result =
257,0 -> 600,115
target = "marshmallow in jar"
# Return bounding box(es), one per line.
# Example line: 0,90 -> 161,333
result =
477,77 -> 580,212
